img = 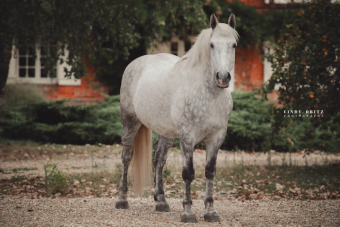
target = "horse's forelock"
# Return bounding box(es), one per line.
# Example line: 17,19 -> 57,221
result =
176,23 -> 238,68
214,23 -> 239,41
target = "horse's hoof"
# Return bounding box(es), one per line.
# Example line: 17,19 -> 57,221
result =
115,201 -> 129,209
156,202 -> 170,212
204,213 -> 221,222
180,213 -> 197,223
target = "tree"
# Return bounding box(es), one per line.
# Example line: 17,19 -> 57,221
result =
203,0 -> 294,47
92,0 -> 207,93
0,0 -> 207,102
261,0 -> 340,151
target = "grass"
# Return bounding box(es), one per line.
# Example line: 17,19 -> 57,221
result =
142,159 -> 340,201
1,161 -> 339,200
213,162 -> 340,200
0,145 -> 339,200
0,143 -> 122,160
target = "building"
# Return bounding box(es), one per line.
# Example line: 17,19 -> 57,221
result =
6,0 -> 299,104
7,46 -> 108,105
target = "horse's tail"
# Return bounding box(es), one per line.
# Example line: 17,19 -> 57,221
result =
131,124 -> 152,197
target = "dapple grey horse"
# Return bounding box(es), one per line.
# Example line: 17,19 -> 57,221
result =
115,14 -> 238,223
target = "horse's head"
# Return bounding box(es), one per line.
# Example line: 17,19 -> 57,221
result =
209,14 -> 237,89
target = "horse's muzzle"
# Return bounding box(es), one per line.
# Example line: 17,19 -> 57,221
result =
216,72 -> 231,88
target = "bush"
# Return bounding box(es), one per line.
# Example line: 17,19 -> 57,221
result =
223,90 -> 339,152
0,95 -> 122,145
261,0 -> 340,151
0,91 -> 338,152
44,161 -> 67,195
2,84 -> 44,110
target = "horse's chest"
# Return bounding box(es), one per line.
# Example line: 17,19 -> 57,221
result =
174,94 -> 231,136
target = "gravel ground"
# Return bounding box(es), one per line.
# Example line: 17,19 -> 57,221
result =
0,197 -> 339,226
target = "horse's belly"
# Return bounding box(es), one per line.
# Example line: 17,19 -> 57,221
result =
133,70 -> 180,138
135,102 -> 180,138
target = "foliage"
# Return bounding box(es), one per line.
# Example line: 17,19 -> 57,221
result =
93,0 -> 207,93
1,90 -> 338,151
0,95 -> 122,145
261,0 -> 340,151
44,161 -> 67,195
0,0 -> 207,95
1,84 -> 44,111
204,0 -> 294,47
223,90 -> 339,152
0,0 -> 143,81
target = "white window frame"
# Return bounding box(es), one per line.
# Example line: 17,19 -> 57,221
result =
7,43 -> 81,86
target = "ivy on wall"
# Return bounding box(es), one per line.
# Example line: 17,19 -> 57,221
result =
204,0 -> 294,47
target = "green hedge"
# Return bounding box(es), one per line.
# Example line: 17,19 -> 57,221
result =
0,91 -> 338,152
0,96 -> 122,145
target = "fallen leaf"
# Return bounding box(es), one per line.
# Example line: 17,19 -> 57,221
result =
275,183 -> 285,190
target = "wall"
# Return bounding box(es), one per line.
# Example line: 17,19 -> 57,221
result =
7,45 -> 108,105
38,65 -> 108,106
234,46 -> 264,91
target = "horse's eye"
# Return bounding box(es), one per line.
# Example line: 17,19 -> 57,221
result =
210,43 -> 214,48
233,43 -> 237,48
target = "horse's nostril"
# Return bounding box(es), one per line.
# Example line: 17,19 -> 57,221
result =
216,72 -> 220,80
227,73 -> 231,81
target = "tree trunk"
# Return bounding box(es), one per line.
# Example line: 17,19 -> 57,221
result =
0,37 -> 12,111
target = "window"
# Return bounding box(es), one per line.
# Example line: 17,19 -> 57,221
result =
185,41 -> 192,52
40,45 -> 57,78
171,42 -> 178,56
18,44 -> 57,79
19,47 -> 35,78
8,43 -> 80,85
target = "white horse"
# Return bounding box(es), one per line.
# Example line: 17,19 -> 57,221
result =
116,14 -> 238,223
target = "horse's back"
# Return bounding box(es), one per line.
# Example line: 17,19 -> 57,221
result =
120,53 -> 179,116
121,53 -> 178,90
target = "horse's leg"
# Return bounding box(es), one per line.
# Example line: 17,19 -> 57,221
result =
153,135 -> 174,212
115,117 -> 142,209
203,131 -> 226,222
179,137 -> 197,223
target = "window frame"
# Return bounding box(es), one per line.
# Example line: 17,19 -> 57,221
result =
8,42 -> 81,86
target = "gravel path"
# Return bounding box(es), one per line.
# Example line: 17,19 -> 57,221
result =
1,197 -> 339,226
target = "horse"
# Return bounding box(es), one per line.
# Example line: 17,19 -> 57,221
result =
115,14 -> 238,223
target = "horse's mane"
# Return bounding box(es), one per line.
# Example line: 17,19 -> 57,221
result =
175,23 -> 239,68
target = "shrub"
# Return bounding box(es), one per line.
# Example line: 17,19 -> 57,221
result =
0,95 -> 122,145
0,91 -> 338,152
223,90 -> 339,152
2,84 -> 44,111
44,161 -> 67,195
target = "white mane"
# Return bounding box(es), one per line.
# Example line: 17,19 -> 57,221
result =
176,23 -> 239,68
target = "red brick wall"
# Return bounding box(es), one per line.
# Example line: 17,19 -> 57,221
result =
235,46 -> 264,91
237,0 -> 273,11
39,64 -> 108,105
228,0 -> 273,91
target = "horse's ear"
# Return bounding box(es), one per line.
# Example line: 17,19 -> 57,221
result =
210,14 -> 218,30
228,14 -> 236,29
